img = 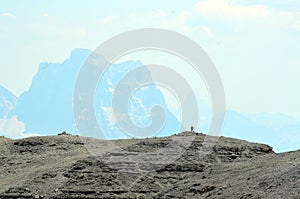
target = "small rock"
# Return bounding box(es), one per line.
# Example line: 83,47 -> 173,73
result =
58,131 -> 70,136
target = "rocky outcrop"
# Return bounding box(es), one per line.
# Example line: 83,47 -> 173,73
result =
0,132 -> 299,198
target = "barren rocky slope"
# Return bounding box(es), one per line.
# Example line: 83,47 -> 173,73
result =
0,132 -> 299,198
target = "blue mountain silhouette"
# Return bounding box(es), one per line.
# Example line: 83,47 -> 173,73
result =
0,48 -> 299,152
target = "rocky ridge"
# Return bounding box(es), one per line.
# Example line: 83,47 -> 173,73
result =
0,132 -> 299,198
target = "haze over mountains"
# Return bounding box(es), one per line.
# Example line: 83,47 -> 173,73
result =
0,48 -> 299,152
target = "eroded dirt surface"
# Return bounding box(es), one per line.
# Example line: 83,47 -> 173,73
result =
0,132 -> 299,198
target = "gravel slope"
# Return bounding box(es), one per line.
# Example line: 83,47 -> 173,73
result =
0,132 -> 299,198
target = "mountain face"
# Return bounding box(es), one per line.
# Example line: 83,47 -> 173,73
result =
0,86 -> 17,118
94,60 -> 180,139
10,49 -> 91,134
0,132 -> 299,198
9,48 -> 180,139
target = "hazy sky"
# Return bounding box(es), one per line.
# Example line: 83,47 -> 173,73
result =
1,0 -> 300,119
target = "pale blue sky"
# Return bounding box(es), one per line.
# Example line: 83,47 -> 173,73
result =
1,0 -> 300,119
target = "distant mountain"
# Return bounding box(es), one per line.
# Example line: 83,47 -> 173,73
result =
0,48 -> 299,152
10,49 -> 91,134
0,86 -> 17,118
222,110 -> 300,152
94,59 -> 180,139
242,112 -> 299,130
8,48 -> 180,139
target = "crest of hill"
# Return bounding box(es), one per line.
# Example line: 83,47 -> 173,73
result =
2,131 -> 299,198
